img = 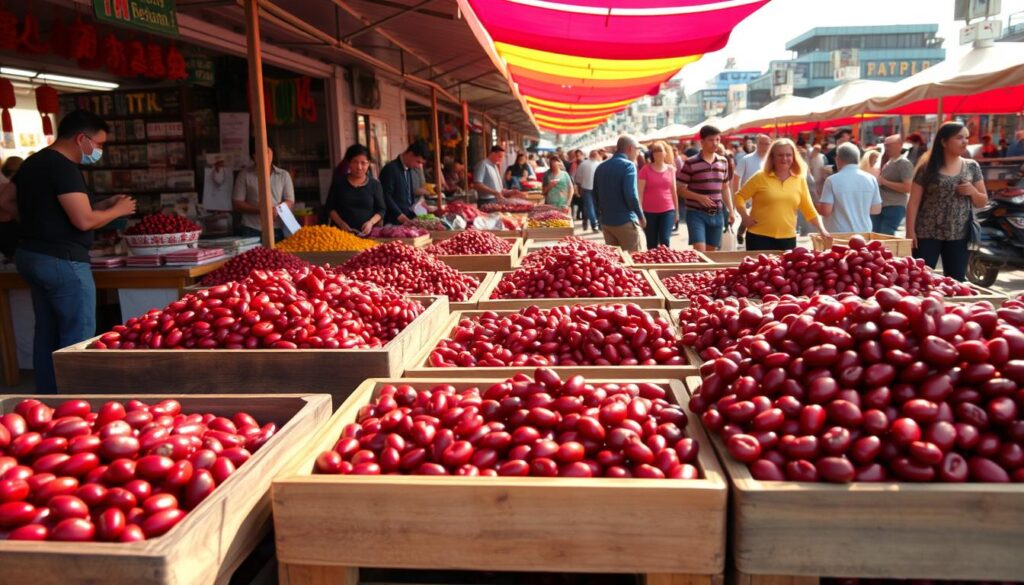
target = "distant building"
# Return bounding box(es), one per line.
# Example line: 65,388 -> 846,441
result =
784,25 -> 946,97
999,11 -> 1024,42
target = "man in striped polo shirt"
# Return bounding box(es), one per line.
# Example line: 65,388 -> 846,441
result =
677,125 -> 735,252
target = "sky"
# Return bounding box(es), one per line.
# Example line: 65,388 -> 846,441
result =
675,0 -> 1024,91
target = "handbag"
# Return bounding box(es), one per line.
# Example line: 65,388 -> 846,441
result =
967,210 -> 982,250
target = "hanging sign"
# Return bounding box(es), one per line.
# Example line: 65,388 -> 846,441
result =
187,55 -> 215,87
93,0 -> 179,37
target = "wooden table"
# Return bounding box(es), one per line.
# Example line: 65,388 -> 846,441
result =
0,261 -> 227,387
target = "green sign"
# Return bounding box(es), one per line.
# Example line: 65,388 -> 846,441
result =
93,0 -> 179,36
187,56 -> 216,87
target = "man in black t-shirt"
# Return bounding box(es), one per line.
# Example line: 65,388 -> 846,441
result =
0,110 -> 136,392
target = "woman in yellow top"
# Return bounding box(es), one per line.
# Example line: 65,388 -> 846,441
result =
734,138 -> 830,251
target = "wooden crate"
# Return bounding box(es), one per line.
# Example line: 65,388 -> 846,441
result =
524,226 -> 575,239
0,393 -> 331,585
432,238 -> 523,272
477,269 -> 665,310
703,250 -> 783,264
522,239 -> 633,266
409,273 -> 495,312
53,297 -> 450,401
629,249 -> 715,270
810,232 -> 913,257
404,308 -> 699,379
272,377 -> 727,584
676,378 -> 1024,583
945,284 -> 1006,304
291,251 -> 363,266
371,234 -> 430,247
430,229 -> 523,240
651,268 -> 728,310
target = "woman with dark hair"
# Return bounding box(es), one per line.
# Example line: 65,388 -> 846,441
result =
906,133 -> 928,166
326,144 -> 385,236
906,122 -> 988,281
504,153 -> 529,189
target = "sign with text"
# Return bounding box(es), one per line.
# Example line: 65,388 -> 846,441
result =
93,0 -> 179,36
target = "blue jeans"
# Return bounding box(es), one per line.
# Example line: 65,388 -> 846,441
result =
685,207 -> 724,248
15,249 -> 96,393
581,189 -> 599,230
870,206 -> 907,236
644,210 -> 675,249
914,238 -> 969,281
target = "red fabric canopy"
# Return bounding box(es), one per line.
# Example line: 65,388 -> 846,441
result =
467,0 -> 769,60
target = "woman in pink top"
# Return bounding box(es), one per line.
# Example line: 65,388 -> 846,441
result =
638,141 -> 679,249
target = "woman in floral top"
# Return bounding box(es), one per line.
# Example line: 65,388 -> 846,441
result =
906,122 -> 988,281
542,155 -> 575,211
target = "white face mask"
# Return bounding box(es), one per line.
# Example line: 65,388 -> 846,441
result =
79,135 -> 103,165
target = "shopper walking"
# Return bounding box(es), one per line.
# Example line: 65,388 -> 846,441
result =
734,138 -> 829,251
574,150 -> 602,231
1006,130 -> 1024,158
638,141 -> 678,249
866,134 -> 915,235
732,134 -> 770,245
906,133 -> 929,166
678,125 -> 734,252
907,122 -> 988,282
542,155 -> 575,211
233,137 -> 295,241
593,136 -> 646,252
326,144 -> 385,236
0,110 -> 136,392
817,143 -> 881,234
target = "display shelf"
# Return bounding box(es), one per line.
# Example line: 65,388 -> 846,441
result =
0,393 -> 331,585
272,377 -> 726,584
52,297 -> 449,401
476,269 -> 665,310
404,308 -> 698,379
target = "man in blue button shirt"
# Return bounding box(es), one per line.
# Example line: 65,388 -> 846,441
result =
593,136 -> 647,252
380,142 -> 430,225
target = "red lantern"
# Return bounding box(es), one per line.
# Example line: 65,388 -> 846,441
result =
0,6 -> 17,51
296,77 -> 318,123
103,33 -> 129,77
0,78 -> 15,137
35,85 -> 59,139
69,16 -> 98,61
50,15 -> 71,59
18,12 -> 49,55
145,43 -> 165,79
127,40 -> 147,77
165,42 -> 188,81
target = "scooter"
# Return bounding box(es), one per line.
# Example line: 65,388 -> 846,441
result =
968,187 -> 1024,287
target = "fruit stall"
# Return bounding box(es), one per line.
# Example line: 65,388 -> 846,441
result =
2,231 -> 1023,585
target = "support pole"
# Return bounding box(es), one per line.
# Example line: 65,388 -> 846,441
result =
431,87 -> 444,207
461,101 -> 470,191
937,96 -> 945,123
245,0 -> 275,248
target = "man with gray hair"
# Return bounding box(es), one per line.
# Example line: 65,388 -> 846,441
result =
816,142 -> 881,234
866,134 -> 914,235
593,136 -> 647,251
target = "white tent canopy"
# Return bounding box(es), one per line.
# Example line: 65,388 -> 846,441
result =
800,79 -> 900,122
864,42 -> 1024,112
719,95 -> 815,133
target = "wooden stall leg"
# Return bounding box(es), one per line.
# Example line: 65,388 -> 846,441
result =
278,563 -> 358,585
728,571 -> 819,585
645,573 -> 723,585
0,289 -> 20,386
